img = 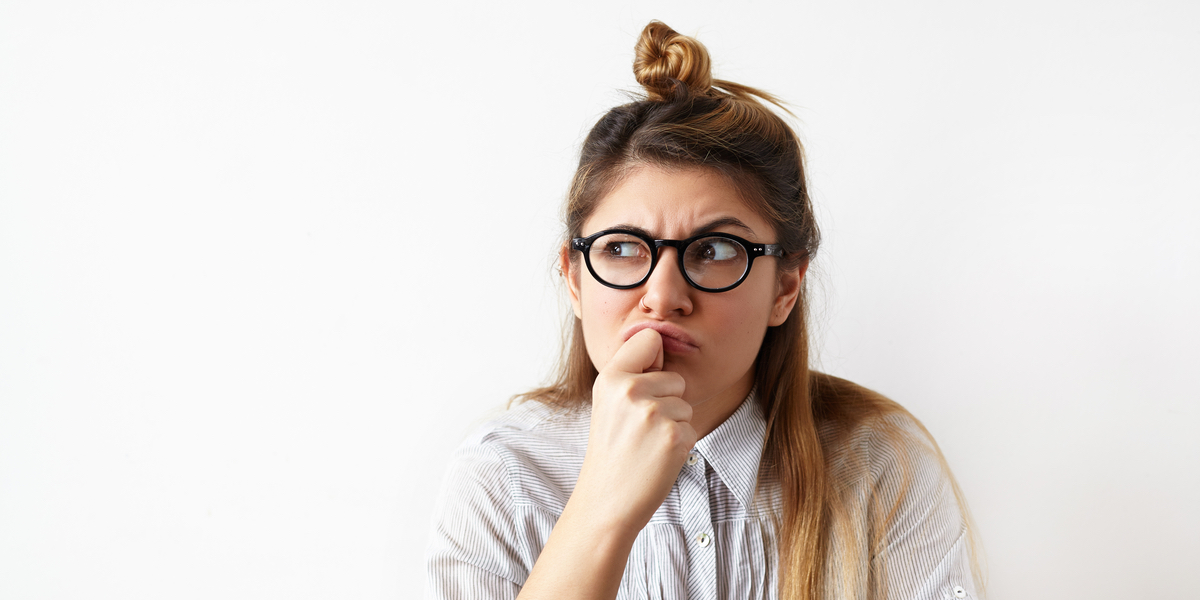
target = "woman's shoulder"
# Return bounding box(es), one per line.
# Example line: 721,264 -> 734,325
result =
428,400 -> 591,590
810,373 -> 980,597
440,399 -> 591,515
462,399 -> 591,454
811,372 -> 948,483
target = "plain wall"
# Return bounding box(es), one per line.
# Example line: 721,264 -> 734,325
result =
2,1 -> 1197,598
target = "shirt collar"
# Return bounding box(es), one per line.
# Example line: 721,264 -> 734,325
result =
692,390 -> 767,512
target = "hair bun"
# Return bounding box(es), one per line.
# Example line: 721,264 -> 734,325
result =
633,21 -> 714,101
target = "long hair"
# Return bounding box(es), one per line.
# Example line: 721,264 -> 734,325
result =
517,21 -> 979,599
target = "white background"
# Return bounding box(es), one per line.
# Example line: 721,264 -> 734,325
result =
2,1 -> 1197,598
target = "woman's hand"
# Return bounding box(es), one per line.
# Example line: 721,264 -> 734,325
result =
574,328 -> 697,533
517,329 -> 695,600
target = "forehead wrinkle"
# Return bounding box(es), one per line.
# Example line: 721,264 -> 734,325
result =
583,165 -> 769,239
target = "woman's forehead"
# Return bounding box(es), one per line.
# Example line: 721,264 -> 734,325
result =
583,165 -> 770,238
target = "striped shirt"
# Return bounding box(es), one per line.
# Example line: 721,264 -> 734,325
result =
425,394 -> 979,599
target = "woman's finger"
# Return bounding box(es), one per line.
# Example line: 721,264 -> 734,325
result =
621,371 -> 687,405
606,328 -> 664,375
645,396 -> 692,424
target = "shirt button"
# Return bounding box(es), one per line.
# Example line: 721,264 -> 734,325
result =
686,453 -> 700,466
952,586 -> 966,598
695,533 -> 711,547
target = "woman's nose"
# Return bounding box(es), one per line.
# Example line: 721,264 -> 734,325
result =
639,249 -> 694,317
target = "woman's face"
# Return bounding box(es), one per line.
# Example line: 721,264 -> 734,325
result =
564,165 -> 804,419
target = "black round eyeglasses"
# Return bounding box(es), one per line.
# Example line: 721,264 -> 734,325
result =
571,229 -> 784,293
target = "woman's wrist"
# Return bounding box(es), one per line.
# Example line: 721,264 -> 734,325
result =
517,495 -> 640,600
559,487 -> 645,550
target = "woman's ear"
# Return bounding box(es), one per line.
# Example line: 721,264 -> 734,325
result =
769,258 -> 808,326
561,245 -> 583,320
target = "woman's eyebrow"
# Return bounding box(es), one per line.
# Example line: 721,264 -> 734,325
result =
693,217 -> 755,236
608,224 -> 655,238
607,218 -> 756,239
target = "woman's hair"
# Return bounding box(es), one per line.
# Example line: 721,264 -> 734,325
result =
517,21 -> 979,599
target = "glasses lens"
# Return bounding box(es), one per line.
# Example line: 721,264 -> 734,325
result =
588,232 -> 653,286
683,236 -> 749,290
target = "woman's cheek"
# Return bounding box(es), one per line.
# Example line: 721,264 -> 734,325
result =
584,292 -> 635,372
581,315 -> 621,375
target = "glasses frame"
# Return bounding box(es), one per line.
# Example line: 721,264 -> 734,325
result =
571,228 -> 784,293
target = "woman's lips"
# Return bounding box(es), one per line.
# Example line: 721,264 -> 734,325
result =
622,322 -> 699,354
659,334 -> 698,355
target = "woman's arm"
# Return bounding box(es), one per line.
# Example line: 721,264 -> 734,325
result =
869,414 -> 982,600
426,330 -> 694,599
510,498 -> 637,600
516,329 -> 696,599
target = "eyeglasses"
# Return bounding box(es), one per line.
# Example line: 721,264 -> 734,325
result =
571,229 -> 784,292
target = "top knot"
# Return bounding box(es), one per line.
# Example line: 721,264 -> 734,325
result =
633,21 -> 714,102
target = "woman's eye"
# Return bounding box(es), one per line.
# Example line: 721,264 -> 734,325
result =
699,240 -> 740,261
604,242 -> 643,257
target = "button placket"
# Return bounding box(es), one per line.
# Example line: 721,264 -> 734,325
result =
676,452 -> 716,599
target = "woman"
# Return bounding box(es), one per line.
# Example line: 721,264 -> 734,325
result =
426,21 -> 982,600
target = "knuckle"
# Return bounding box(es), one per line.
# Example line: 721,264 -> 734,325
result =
619,377 -> 641,397
664,426 -> 681,446
666,373 -> 686,392
639,399 -> 660,421
679,403 -> 693,421
592,373 -> 615,392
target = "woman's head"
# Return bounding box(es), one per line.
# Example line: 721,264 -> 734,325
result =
545,21 -> 819,413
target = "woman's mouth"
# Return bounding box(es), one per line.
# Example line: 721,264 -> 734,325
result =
622,322 -> 699,354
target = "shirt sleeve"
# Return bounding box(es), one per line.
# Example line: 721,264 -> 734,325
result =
869,415 -> 982,600
425,440 -> 529,600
